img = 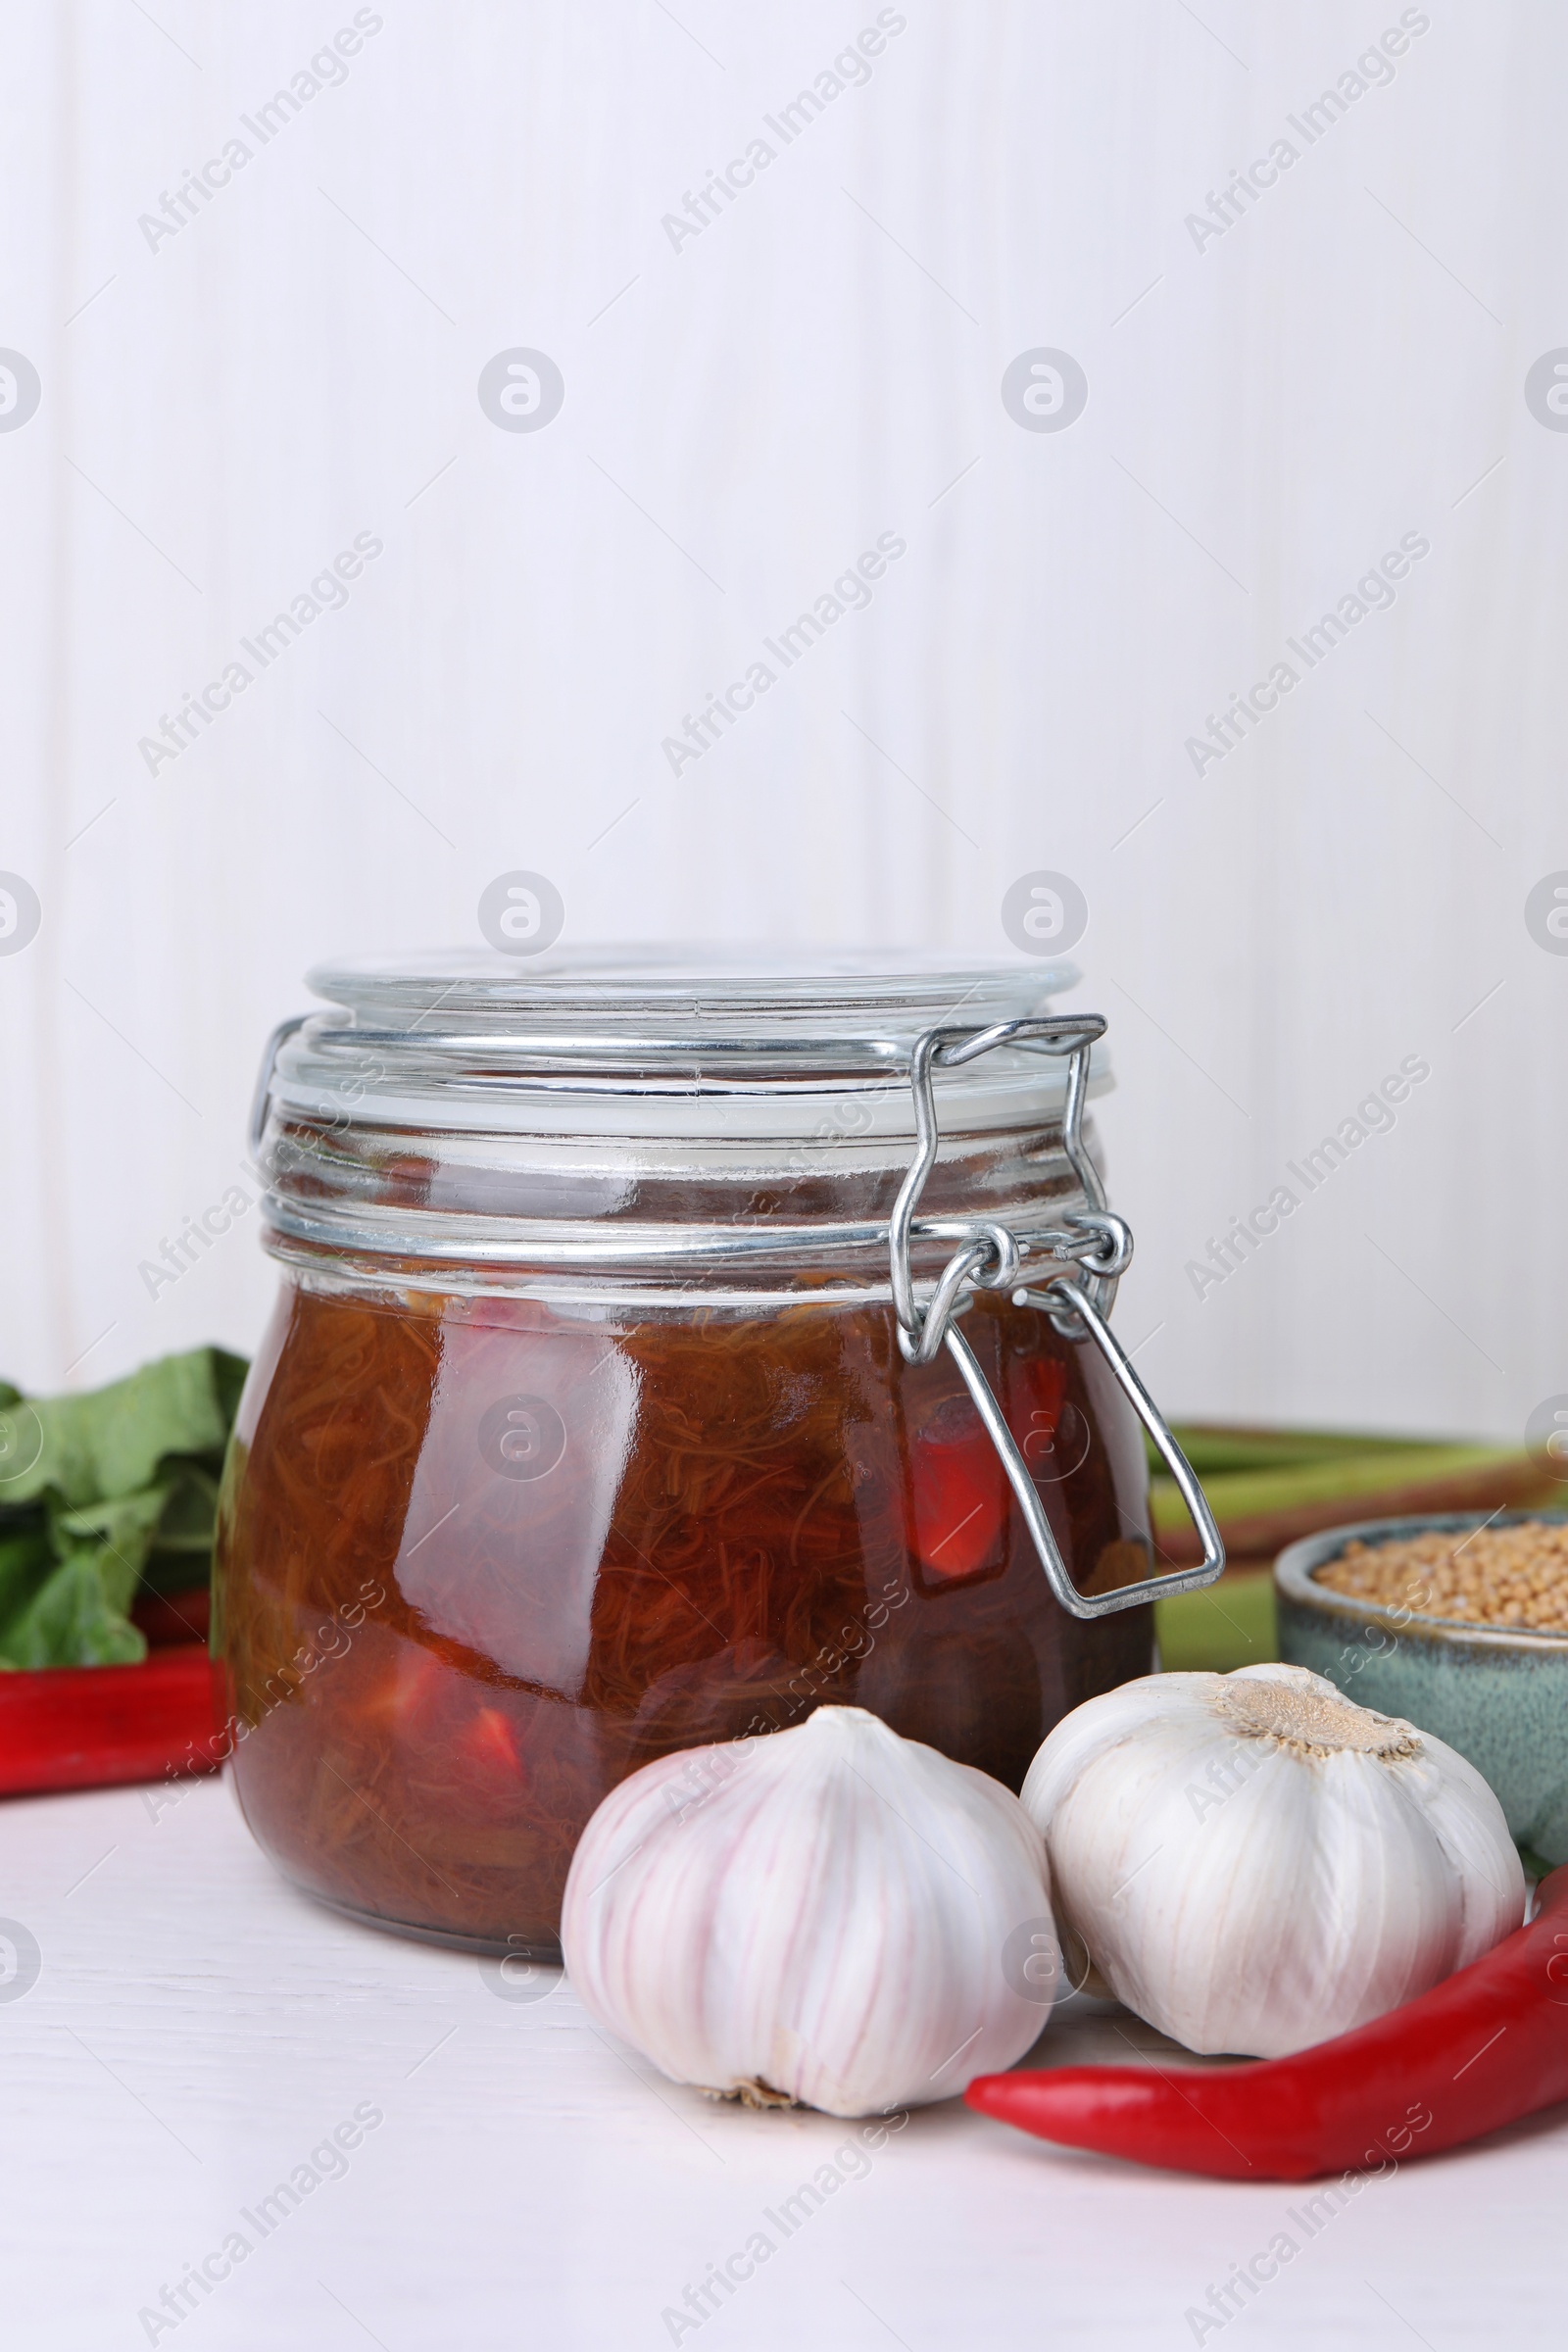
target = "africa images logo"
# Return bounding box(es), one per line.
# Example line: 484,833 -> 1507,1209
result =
1525,351 -> 1568,430
1000,350 -> 1088,433
477,350 -> 564,432
0,349 -> 41,432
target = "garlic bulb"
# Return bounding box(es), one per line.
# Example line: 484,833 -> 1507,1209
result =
1020,1663 -> 1524,2060
561,1705 -> 1057,2118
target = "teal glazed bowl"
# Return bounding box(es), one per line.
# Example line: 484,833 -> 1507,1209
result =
1275,1511 -> 1568,1866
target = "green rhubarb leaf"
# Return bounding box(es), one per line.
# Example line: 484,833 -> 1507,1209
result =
0,1523 -> 57,1664
0,1543 -> 148,1668
0,1348 -> 236,1509
0,1348 -> 247,1669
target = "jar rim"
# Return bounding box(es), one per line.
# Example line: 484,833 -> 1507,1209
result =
305,943 -> 1080,1057
274,944 -> 1111,1135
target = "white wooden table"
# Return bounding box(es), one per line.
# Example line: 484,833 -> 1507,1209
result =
3,1772 -> 1563,2350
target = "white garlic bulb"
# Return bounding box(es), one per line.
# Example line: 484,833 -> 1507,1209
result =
1020,1663 -> 1524,2060
561,1705 -> 1057,2118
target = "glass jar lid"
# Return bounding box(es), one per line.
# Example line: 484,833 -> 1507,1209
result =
267,946 -> 1109,1140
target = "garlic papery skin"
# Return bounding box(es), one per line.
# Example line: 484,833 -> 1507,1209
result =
561,1705 -> 1057,2118
1019,1663 -> 1525,2060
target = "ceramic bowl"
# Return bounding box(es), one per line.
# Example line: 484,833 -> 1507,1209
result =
1274,1510 -> 1568,1866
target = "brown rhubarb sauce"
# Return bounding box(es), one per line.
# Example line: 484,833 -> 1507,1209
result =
214,1278 -> 1153,1953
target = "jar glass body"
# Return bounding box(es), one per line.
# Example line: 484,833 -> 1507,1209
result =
216,1280 -> 1152,1953
214,953 -> 1157,1954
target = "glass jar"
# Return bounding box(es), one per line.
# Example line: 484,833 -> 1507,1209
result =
214,950 -> 1220,1955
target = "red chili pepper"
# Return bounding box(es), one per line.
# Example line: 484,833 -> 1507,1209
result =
967,1866 -> 1568,2180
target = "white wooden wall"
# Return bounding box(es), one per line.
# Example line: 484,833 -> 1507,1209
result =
2,0 -> 1563,1446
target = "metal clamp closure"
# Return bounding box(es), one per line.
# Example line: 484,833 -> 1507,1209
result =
888,1015 -> 1224,1620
